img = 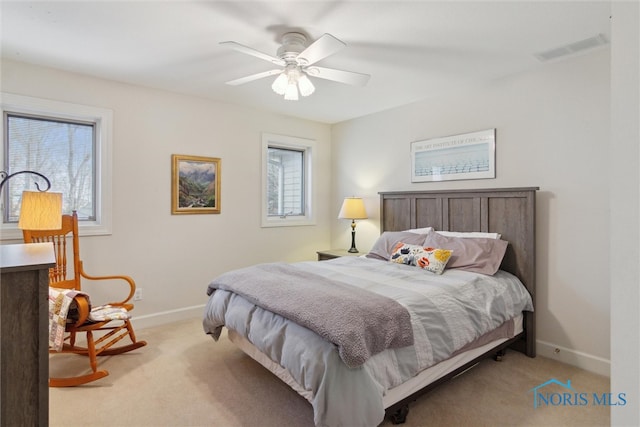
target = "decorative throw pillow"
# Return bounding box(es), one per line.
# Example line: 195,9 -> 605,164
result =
389,242 -> 453,275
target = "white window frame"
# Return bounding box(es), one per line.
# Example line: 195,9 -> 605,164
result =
0,93 -> 112,240
261,133 -> 315,228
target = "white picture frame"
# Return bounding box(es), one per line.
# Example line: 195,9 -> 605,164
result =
411,129 -> 496,182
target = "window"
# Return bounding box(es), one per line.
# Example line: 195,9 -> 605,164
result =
5,114 -> 95,221
261,133 -> 315,227
1,93 -> 112,239
267,147 -> 304,217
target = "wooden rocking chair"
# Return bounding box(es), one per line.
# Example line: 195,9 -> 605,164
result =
22,211 -> 147,387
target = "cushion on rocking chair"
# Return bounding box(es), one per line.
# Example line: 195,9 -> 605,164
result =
89,305 -> 131,322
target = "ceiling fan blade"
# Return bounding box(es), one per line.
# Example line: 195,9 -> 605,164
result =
220,41 -> 286,66
225,69 -> 283,86
306,66 -> 371,87
297,33 -> 346,66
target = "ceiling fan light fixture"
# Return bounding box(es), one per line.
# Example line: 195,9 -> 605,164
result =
298,74 -> 315,97
222,32 -> 370,99
271,73 -> 288,95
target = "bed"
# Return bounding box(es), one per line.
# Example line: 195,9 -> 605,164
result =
203,187 -> 538,426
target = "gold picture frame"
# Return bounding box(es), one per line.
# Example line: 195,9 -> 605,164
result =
171,154 -> 221,214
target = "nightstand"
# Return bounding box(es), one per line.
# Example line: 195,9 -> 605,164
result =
316,249 -> 364,261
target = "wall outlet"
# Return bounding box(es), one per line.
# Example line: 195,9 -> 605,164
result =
134,289 -> 143,301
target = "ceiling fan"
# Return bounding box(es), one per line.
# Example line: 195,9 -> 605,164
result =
220,32 -> 371,100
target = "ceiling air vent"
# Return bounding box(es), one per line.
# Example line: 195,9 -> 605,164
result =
534,33 -> 609,62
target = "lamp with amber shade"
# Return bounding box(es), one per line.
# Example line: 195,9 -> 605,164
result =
338,197 -> 368,253
18,191 -> 63,230
0,170 -> 62,230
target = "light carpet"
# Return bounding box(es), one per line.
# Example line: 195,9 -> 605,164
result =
49,317 -> 610,427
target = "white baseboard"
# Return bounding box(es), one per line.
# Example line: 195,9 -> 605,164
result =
130,304 -> 205,331
537,340 -> 610,377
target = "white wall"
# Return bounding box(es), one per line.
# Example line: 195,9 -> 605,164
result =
1,59 -> 332,326
331,48 -> 611,375
610,1 -> 640,424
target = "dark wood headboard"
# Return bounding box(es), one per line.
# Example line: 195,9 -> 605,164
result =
379,187 -> 538,356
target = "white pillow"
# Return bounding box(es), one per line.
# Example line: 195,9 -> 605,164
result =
436,231 -> 502,239
404,227 -> 434,234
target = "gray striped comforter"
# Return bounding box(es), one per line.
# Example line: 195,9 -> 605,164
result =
203,256 -> 533,427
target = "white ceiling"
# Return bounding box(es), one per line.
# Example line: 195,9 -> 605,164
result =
1,1 -> 611,124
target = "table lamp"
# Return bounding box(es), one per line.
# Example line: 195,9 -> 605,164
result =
338,197 -> 368,253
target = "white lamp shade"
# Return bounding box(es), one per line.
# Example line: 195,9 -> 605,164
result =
271,73 -> 288,95
298,74 -> 315,97
284,83 -> 299,100
18,191 -> 63,230
338,197 -> 368,220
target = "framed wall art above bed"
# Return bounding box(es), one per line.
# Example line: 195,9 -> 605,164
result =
410,128 -> 496,182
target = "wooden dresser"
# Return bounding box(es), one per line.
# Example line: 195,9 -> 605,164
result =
0,242 -> 54,427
